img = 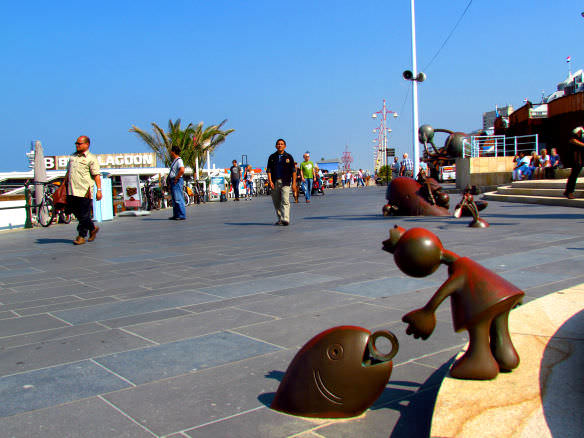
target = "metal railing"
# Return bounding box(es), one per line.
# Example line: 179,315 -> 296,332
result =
466,134 -> 539,158
0,181 -> 55,228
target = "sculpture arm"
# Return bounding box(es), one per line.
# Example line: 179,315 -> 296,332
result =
423,272 -> 464,313
402,273 -> 463,340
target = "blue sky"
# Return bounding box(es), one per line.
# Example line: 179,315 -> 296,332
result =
1,0 -> 582,172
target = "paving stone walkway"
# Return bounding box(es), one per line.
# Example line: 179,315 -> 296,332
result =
1,186 -> 584,437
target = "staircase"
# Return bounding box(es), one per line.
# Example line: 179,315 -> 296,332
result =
483,178 -> 584,208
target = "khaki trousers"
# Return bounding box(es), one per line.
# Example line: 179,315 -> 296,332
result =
271,179 -> 291,223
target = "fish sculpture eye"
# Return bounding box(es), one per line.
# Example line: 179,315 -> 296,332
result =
327,343 -> 344,360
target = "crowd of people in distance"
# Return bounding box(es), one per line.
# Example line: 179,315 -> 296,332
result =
512,148 -> 562,181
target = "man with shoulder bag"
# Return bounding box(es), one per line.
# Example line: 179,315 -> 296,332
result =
168,146 -> 186,220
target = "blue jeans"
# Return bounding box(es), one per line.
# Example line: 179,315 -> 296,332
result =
303,178 -> 313,200
170,178 -> 186,219
231,179 -> 240,199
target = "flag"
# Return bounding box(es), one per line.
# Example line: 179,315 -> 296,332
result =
567,56 -> 571,63
495,104 -> 500,118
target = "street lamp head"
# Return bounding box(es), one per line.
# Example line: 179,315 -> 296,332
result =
372,113 -> 377,119
393,113 -> 399,118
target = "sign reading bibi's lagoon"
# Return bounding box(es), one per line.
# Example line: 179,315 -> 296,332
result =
44,153 -> 157,170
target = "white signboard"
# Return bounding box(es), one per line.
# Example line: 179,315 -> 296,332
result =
45,153 -> 156,170
209,176 -> 226,201
121,175 -> 141,208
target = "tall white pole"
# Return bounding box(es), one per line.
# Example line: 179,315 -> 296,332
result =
382,99 -> 387,168
411,0 -> 420,178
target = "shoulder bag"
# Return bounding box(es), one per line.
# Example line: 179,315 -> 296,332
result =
52,174 -> 69,210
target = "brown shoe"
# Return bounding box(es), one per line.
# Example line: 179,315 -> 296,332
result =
73,236 -> 86,245
88,226 -> 100,242
566,193 -> 576,199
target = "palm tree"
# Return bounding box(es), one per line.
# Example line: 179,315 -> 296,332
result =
186,119 -> 235,172
129,119 -> 234,171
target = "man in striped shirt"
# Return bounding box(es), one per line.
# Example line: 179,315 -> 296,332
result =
400,153 -> 414,178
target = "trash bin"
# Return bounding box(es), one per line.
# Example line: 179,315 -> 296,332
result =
93,172 -> 114,222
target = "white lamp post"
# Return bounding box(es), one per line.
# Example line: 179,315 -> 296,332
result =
402,0 -> 426,179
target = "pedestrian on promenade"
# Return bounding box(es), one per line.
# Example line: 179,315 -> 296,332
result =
67,136 -> 102,245
315,166 -> 324,189
391,157 -> 400,180
168,146 -> 186,220
293,162 -> 300,203
345,171 -> 351,188
244,164 -> 254,200
266,139 -> 296,226
299,152 -> 315,203
400,153 -> 414,178
357,169 -> 365,187
564,126 -> 584,199
230,160 -> 241,201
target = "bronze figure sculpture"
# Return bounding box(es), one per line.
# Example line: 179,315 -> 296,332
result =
271,326 -> 399,418
382,226 -> 524,380
454,186 -> 489,228
383,177 -> 450,217
419,124 -> 471,180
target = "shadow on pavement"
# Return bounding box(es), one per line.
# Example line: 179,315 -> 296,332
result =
382,359 -> 454,438
303,214 -> 387,221
486,213 -> 584,220
224,222 -> 275,226
35,238 -> 73,244
541,309 -> 583,437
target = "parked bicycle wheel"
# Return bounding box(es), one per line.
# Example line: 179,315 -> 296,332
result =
38,197 -> 56,227
59,211 -> 72,224
183,189 -> 191,206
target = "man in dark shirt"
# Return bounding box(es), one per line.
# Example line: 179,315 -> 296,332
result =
230,160 -> 241,201
266,139 -> 296,225
564,127 -> 584,199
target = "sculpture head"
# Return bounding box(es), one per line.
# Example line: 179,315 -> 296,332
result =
271,326 -> 398,418
383,227 -> 444,277
419,124 -> 434,144
435,191 -> 450,208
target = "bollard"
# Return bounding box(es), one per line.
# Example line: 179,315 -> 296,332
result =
24,183 -> 33,229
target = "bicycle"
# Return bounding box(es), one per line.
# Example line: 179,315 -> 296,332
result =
27,181 -> 72,227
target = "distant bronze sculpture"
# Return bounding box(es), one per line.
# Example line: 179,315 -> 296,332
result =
382,226 -> 524,380
383,176 -> 450,216
418,124 -> 471,180
454,186 -> 489,228
271,326 -> 399,418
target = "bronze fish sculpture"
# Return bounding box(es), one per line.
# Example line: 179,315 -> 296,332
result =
271,326 -> 398,418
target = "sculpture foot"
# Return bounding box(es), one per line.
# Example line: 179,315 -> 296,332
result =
450,351 -> 499,380
492,344 -> 520,371
469,218 -> 489,228
490,310 -> 520,371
